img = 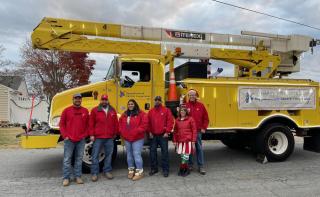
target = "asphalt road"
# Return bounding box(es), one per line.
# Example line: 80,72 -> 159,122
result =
1,140 -> 320,197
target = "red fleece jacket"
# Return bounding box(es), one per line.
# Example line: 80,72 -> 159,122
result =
59,105 -> 89,142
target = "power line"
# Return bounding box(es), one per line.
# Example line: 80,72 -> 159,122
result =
211,0 -> 320,31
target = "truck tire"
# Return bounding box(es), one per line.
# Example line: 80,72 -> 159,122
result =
82,141 -> 103,173
256,123 -> 294,162
82,140 -> 118,173
111,143 -> 118,164
220,134 -> 248,149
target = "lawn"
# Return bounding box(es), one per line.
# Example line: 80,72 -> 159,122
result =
0,127 -> 23,148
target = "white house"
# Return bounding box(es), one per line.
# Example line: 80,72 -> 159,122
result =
0,76 -> 49,124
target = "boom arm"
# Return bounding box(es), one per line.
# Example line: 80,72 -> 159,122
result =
31,17 -> 317,78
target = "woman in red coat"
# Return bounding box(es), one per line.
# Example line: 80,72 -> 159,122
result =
173,105 -> 197,177
119,99 -> 148,181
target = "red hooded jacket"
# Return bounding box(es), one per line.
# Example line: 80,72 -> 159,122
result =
173,116 -> 197,143
89,105 -> 119,139
119,111 -> 148,142
186,101 -> 209,131
59,105 -> 89,142
148,105 -> 174,135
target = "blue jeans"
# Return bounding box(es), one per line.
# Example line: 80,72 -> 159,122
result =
63,139 -> 85,179
124,139 -> 144,169
189,132 -> 204,167
149,135 -> 169,172
91,138 -> 114,175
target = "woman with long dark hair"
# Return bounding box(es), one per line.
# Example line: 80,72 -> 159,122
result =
119,99 -> 148,181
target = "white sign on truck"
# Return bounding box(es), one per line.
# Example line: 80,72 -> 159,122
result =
238,86 -> 316,110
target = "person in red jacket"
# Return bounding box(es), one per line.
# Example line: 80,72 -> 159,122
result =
148,96 -> 174,177
59,93 -> 89,186
173,105 -> 197,177
89,94 -> 119,182
186,89 -> 209,175
119,99 -> 148,181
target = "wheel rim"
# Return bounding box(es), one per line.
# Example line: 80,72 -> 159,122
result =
82,141 -> 105,165
268,131 -> 288,155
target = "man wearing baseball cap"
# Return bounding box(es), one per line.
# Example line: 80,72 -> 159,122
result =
89,94 -> 119,182
60,93 -> 89,186
148,96 -> 174,177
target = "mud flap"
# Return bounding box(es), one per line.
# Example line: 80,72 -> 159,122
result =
303,133 -> 320,153
256,154 -> 268,164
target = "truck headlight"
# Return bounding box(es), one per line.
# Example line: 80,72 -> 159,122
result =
51,116 -> 61,127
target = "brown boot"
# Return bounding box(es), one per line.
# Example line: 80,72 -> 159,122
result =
199,167 -> 206,175
132,169 -> 144,181
76,177 -> 84,184
91,175 -> 98,182
128,168 -> 135,179
62,179 -> 70,187
104,172 -> 114,180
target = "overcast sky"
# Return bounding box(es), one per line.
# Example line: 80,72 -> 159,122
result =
0,0 -> 319,82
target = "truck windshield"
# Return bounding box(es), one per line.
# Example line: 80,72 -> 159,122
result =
105,60 -> 115,80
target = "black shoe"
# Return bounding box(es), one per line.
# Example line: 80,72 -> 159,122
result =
163,172 -> 169,177
185,168 -> 190,176
178,168 -> 183,176
182,168 -> 190,177
181,168 -> 188,177
149,169 -> 159,176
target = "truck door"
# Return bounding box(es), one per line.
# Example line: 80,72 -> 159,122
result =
116,61 -> 152,114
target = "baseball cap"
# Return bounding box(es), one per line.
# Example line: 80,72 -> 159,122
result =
154,96 -> 162,101
73,93 -> 82,98
101,94 -> 109,100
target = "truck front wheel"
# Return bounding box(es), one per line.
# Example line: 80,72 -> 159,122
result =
81,140 -> 118,173
256,123 -> 295,161
82,141 -> 105,173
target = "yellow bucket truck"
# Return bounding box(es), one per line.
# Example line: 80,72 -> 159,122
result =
21,17 -> 320,170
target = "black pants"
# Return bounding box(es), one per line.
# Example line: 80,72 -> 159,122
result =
149,135 -> 169,173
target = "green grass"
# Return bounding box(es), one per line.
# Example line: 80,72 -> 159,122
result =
0,127 -> 23,148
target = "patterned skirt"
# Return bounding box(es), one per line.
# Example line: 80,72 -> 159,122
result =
175,142 -> 194,155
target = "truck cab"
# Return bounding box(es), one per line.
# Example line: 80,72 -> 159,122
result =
45,55 -> 168,171
49,54 -> 166,130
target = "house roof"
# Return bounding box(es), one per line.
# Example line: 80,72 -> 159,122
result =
0,76 -> 23,90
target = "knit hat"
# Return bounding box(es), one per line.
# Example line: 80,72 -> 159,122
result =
178,104 -> 189,116
188,89 -> 199,97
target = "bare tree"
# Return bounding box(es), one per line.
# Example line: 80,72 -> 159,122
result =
20,40 -> 95,103
0,44 -> 13,71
